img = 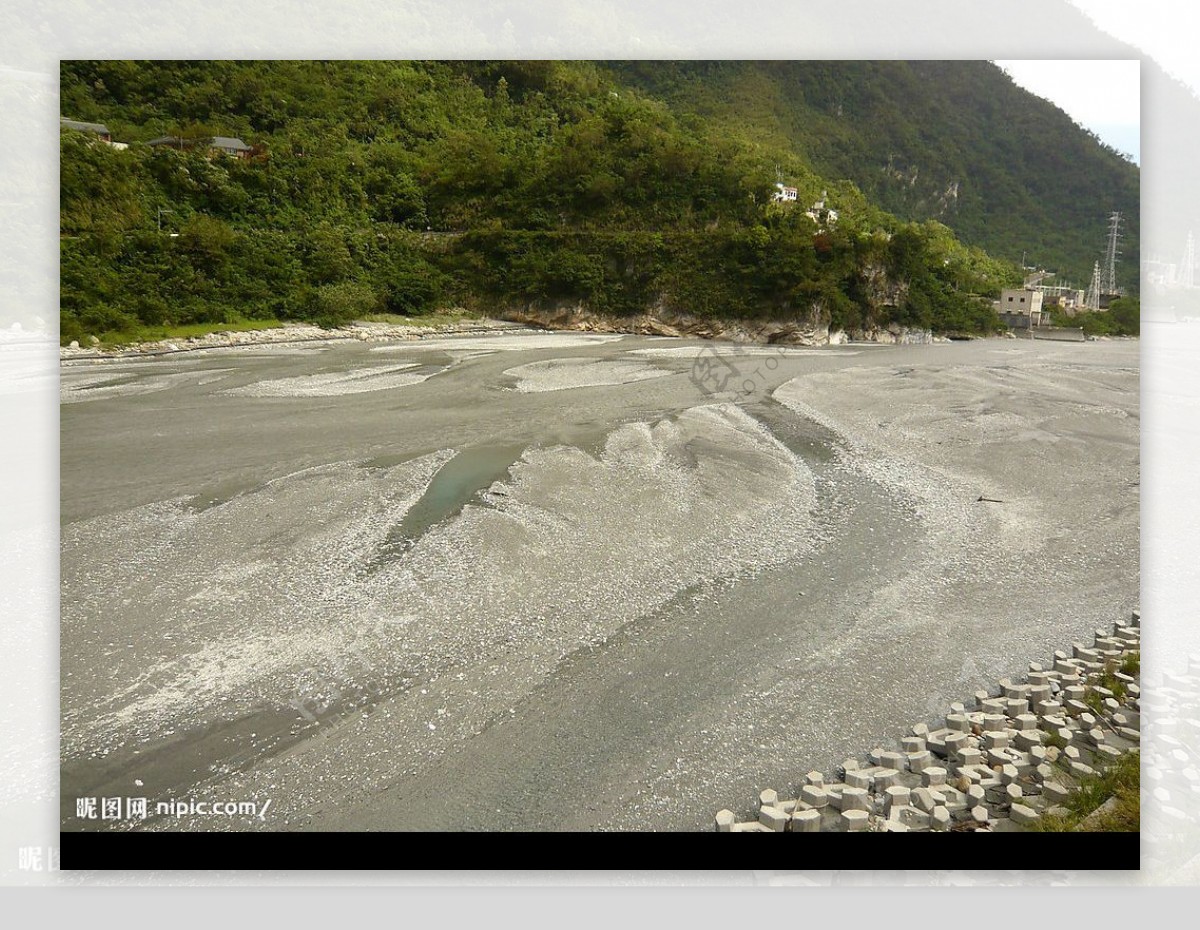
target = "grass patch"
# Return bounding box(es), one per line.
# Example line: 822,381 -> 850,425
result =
1043,731 -> 1069,751
1084,654 -> 1136,711
97,319 -> 284,347
1028,751 -> 1140,832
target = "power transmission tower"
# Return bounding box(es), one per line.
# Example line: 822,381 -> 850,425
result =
1086,261 -> 1103,311
1103,211 -> 1123,294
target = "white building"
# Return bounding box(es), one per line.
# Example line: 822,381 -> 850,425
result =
997,288 -> 1046,327
772,183 -> 799,203
805,190 -> 839,226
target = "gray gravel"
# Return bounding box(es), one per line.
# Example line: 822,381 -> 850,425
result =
503,357 -> 675,392
59,333 -> 1138,831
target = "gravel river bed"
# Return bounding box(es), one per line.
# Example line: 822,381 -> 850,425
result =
59,332 -> 1138,831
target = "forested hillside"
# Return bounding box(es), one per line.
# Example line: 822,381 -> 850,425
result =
59,60 -> 1134,344
612,61 -> 1139,286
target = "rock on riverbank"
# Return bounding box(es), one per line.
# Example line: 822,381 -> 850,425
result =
59,309 -> 953,361
59,318 -> 531,361
499,303 -> 945,347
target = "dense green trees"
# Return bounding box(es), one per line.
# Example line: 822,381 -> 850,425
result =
1107,297 -> 1141,336
1051,297 -> 1140,337
60,59 -> 1125,344
613,61 -> 1140,287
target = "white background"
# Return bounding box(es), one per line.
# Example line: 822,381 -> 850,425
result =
1,0 -> 1196,913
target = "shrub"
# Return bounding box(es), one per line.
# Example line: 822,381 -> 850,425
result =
79,303 -> 139,338
309,281 -> 380,328
60,311 -> 87,346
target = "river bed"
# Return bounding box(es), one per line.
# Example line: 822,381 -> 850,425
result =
59,332 -> 1139,831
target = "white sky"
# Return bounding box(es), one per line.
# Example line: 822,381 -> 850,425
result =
994,59 -> 1140,163
1068,0 -> 1200,96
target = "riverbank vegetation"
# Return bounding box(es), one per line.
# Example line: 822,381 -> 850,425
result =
1028,750 -> 1140,832
61,61 -> 1136,344
1051,297 -> 1140,337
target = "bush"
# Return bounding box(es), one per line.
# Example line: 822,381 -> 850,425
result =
1059,301 -> 1139,338
177,214 -> 236,275
309,281 -> 380,328
1108,297 -> 1140,336
60,311 -> 87,346
374,252 -> 446,315
133,295 -> 171,326
379,268 -> 443,315
79,303 -> 139,338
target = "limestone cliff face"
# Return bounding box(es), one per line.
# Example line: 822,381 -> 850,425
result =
860,260 -> 908,312
499,302 -> 833,346
499,301 -> 946,346
837,325 -> 938,345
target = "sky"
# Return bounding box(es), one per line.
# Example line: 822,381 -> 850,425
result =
994,59 -> 1141,163
1068,0 -> 1200,97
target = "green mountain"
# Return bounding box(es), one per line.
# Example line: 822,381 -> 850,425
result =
609,61 -> 1139,288
59,60 -> 1136,344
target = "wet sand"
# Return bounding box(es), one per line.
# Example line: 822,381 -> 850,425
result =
59,333 -> 1138,831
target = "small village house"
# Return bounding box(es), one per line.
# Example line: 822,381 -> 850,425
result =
805,190 -> 839,226
209,136 -> 253,158
60,118 -> 112,143
61,118 -> 130,151
147,135 -> 254,158
772,183 -> 799,203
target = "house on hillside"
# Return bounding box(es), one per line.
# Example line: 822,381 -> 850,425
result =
147,135 -> 254,158
61,118 -> 129,151
209,136 -> 253,158
772,183 -> 799,203
805,190 -> 839,227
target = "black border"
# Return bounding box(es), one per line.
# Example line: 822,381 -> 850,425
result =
61,829 -> 1141,870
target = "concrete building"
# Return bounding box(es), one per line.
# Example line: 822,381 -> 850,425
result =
1143,257 -> 1179,290
1037,285 -> 1086,313
997,288 -> 1046,329
805,190 -> 839,226
772,183 -> 799,203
